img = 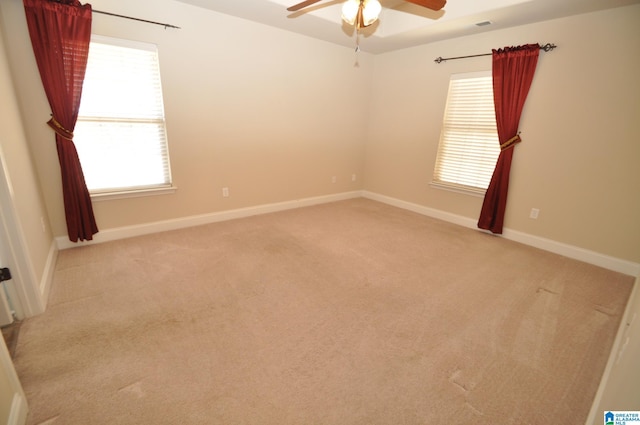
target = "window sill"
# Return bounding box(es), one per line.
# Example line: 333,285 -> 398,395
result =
429,181 -> 486,198
90,185 -> 177,202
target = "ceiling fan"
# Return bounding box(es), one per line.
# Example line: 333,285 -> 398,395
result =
287,0 -> 446,29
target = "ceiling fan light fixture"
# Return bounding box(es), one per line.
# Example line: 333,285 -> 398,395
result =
361,0 -> 381,25
341,0 -> 381,27
341,0 -> 359,25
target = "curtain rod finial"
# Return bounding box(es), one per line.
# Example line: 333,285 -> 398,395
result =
540,43 -> 557,52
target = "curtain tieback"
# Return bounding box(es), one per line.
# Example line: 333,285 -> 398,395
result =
500,133 -> 521,151
47,115 -> 74,140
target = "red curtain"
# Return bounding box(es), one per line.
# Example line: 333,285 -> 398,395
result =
23,0 -> 98,242
477,44 -> 540,234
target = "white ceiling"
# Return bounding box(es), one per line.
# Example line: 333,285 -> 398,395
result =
175,0 -> 640,54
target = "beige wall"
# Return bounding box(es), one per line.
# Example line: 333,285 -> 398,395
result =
0,0 -> 371,234
0,6 -> 53,306
0,0 -> 638,264
365,4 -> 640,263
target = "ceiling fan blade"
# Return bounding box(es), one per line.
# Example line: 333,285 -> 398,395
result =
287,0 -> 325,12
404,0 -> 446,11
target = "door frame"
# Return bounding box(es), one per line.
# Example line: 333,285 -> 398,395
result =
0,153 -> 29,425
0,152 -> 44,319
0,334 -> 27,425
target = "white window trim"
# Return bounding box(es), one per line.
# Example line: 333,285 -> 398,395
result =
429,181 -> 486,197
76,35 -> 173,198
431,70 -> 499,196
90,185 -> 177,202
91,34 -> 156,53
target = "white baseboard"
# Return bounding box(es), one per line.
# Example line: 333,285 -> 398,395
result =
501,228 -> 640,277
56,190 -> 639,277
363,191 -> 478,228
362,191 -> 640,276
56,191 -> 362,250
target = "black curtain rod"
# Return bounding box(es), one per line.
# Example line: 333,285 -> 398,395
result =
434,43 -> 556,64
93,9 -> 181,30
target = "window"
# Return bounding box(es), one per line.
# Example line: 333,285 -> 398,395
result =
74,35 -> 172,195
432,72 -> 500,194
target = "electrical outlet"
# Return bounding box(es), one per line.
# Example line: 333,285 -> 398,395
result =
222,187 -> 229,197
529,208 -> 540,219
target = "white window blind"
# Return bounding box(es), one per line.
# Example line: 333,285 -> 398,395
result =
75,36 -> 172,194
432,72 -> 500,193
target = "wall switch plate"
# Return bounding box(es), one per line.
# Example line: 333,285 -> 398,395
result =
529,208 -> 540,219
222,187 -> 229,197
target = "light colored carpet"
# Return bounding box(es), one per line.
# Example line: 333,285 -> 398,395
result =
14,198 -> 634,424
